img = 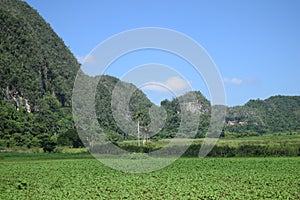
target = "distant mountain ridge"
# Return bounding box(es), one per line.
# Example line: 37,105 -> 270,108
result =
225,95 -> 300,136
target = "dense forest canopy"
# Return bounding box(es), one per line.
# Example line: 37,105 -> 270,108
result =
0,0 -> 81,151
0,0 -> 80,106
0,0 -> 299,152
225,95 -> 300,136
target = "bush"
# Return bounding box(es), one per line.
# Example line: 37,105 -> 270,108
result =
38,134 -> 57,153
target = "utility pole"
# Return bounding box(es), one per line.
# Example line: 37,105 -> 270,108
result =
137,120 -> 140,147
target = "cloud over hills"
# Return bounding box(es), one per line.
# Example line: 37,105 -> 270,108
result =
143,76 -> 190,93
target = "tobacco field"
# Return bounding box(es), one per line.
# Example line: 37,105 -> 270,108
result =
0,154 -> 299,199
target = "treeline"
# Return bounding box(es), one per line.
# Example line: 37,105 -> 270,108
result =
0,98 -> 83,152
89,142 -> 300,157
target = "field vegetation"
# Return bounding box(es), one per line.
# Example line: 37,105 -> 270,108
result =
0,153 -> 299,199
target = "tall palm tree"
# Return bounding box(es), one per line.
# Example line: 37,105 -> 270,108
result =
135,111 -> 144,147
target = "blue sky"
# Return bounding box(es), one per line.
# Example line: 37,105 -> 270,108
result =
24,0 -> 300,106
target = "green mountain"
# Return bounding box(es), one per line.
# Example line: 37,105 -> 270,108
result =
95,75 -> 155,141
0,0 -> 80,107
0,0 -> 81,151
0,0 -> 171,150
159,91 -> 211,138
225,95 -> 300,136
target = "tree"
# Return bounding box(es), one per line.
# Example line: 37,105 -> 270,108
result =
57,129 -> 84,148
134,111 -> 144,146
38,134 -> 57,152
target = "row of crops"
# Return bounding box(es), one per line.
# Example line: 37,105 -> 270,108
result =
0,154 -> 299,199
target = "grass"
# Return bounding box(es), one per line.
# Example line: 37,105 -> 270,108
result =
0,152 -> 92,162
118,133 -> 300,147
0,153 -> 299,199
217,134 -> 300,147
115,134 -> 300,157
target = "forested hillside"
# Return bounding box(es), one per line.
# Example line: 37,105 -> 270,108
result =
0,0 -> 159,151
0,0 -> 299,152
159,91 -> 211,138
0,0 -> 79,106
0,0 -> 81,151
95,75 -> 154,141
225,95 -> 300,136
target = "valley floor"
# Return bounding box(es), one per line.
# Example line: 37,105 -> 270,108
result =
0,153 -> 299,199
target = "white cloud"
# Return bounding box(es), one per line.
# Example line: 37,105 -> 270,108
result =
143,76 -> 190,93
223,77 -> 243,85
165,76 -> 190,91
143,83 -> 169,92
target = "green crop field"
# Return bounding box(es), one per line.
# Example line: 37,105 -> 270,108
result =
0,153 -> 299,199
